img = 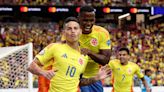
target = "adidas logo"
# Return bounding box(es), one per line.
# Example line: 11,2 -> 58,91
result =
61,53 -> 67,58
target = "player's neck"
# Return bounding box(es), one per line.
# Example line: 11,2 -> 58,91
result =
66,41 -> 80,51
121,61 -> 128,65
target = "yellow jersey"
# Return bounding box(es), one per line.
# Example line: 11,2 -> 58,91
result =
108,59 -> 144,92
79,25 -> 111,78
42,59 -> 53,70
36,43 -> 88,92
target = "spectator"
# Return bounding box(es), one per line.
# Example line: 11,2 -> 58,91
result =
140,69 -> 153,92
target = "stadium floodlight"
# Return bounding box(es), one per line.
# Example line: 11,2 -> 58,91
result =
118,13 -> 130,19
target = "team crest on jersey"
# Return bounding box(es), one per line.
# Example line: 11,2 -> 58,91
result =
127,68 -> 132,74
39,50 -> 45,55
90,38 -> 98,46
78,57 -> 84,65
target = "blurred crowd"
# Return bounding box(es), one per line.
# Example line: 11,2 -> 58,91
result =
0,22 -> 61,55
0,0 -> 163,6
0,21 -> 163,87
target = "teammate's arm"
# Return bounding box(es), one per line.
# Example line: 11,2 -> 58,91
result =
81,27 -> 111,65
79,65 -> 111,86
81,49 -> 111,65
140,77 -> 151,92
79,76 -> 99,86
27,58 -> 57,80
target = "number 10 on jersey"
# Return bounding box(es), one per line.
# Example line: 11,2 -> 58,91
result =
66,66 -> 76,77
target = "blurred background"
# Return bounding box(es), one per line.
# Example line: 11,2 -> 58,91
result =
0,0 -> 163,91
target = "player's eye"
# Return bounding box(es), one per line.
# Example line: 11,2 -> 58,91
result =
74,27 -> 78,30
66,27 -> 72,31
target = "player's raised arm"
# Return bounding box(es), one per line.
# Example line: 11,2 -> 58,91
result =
79,65 -> 111,86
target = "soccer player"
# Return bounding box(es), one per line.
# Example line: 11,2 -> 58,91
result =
107,47 -> 150,92
27,17 -> 111,92
78,5 -> 111,92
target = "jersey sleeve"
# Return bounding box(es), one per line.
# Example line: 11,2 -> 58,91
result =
99,28 -> 111,50
35,43 -> 55,65
135,65 -> 144,78
108,60 -> 114,70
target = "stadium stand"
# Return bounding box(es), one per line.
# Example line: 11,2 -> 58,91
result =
0,0 -> 163,6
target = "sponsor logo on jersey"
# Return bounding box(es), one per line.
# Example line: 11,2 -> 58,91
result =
90,38 -> 98,46
78,57 -> 84,65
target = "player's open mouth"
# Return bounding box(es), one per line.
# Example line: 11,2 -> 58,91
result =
84,27 -> 91,31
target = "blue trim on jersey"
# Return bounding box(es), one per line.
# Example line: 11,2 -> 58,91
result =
80,81 -> 103,92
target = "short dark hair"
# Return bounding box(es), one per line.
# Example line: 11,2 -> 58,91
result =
63,17 -> 79,28
145,69 -> 151,74
80,5 -> 95,14
119,47 -> 130,55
